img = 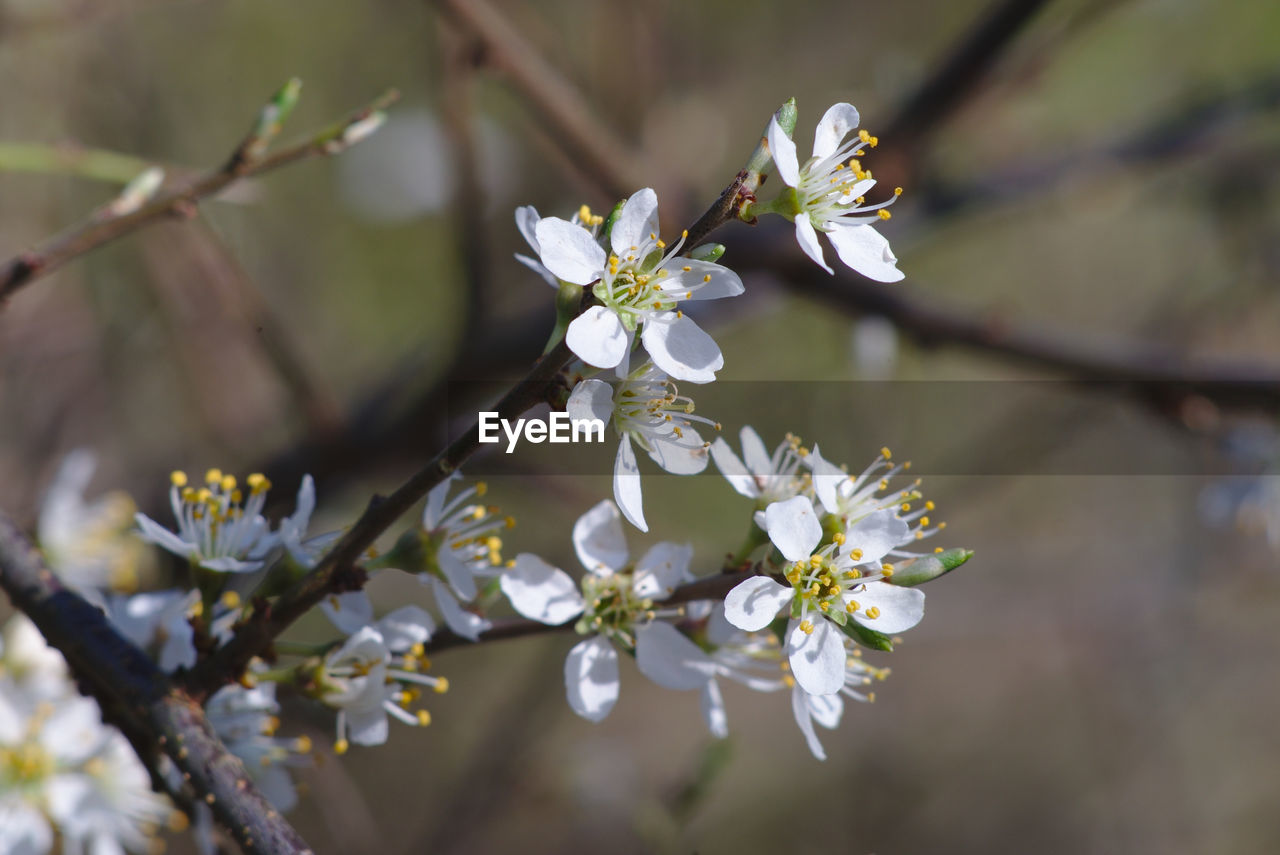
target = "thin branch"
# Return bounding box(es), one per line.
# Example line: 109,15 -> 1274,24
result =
420,572 -> 751,655
0,87 -> 399,305
728,226 -> 1280,412
0,513 -> 313,855
433,0 -> 648,202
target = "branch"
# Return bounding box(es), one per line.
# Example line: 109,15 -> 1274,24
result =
433,0 -> 648,202
727,226 -> 1280,412
420,572 -> 751,655
185,337 -> 579,700
0,513 -> 313,855
0,85 -> 398,305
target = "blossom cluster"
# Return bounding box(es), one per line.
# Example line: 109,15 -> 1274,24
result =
3,99 -> 963,852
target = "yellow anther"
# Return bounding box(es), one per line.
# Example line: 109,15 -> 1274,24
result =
843,570 -> 860,580
471,507 -> 485,520
894,187 -> 903,195
865,606 -> 881,619
938,522 -> 947,530
657,239 -> 666,248
220,591 -> 241,609
219,474 -> 236,492
881,567 -> 894,578
934,546 -> 944,553
847,599 -> 860,613
880,446 -> 892,460
170,471 -> 188,488
799,620 -> 815,635
167,811 -> 191,833
850,548 -> 864,561
919,516 -> 930,527
819,601 -> 830,612
900,503 -> 911,512
832,532 -> 846,545
334,739 -> 349,756
294,735 -> 313,754
578,204 -> 592,223
810,555 -> 823,568
681,229 -> 688,239
859,129 -> 871,143
878,209 -> 892,220
433,677 -> 450,694
782,674 -> 796,688
416,710 -> 432,726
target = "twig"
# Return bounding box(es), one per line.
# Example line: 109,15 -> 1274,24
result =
432,0 -> 647,202
0,86 -> 398,305
0,513 -> 313,855
728,226 -> 1280,412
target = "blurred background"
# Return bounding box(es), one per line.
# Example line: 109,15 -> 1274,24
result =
3,0 -> 1280,852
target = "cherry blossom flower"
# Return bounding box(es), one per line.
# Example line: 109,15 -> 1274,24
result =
533,187 -> 743,382
765,102 -> 904,281
709,427 -> 812,506
499,500 -> 694,722
567,363 -> 715,532
722,496 -> 924,695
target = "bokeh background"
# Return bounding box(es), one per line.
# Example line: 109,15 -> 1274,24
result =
3,0 -> 1280,852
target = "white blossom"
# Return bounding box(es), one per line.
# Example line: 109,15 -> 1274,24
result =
709,427 -> 812,505
723,497 -> 924,695
766,102 -> 903,281
37,450 -> 150,594
567,363 -> 715,532
500,500 -> 694,722
533,187 -> 743,382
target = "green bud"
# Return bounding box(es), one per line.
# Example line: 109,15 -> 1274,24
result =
744,97 -> 798,176
543,280 -> 584,355
601,199 -> 626,243
689,243 -> 725,263
840,618 -> 894,652
248,78 -> 303,157
887,548 -> 974,587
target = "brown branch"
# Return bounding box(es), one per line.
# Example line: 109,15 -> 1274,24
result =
0,513 -> 313,855
433,0 -> 648,203
0,87 -> 399,305
420,572 -> 751,655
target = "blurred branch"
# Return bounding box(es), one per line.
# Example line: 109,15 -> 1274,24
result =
727,226 -> 1280,413
0,83 -> 399,306
0,513 -> 313,855
884,0 -> 1056,149
432,0 -> 648,202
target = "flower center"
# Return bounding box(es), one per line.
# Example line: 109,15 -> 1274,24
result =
579,571 -> 652,644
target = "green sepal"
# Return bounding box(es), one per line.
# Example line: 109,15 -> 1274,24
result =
601,199 -> 626,243
789,593 -> 802,620
840,618 -> 894,652
689,243 -> 725,263
247,553 -> 310,600
827,607 -> 848,627
888,548 -> 974,587
369,528 -> 430,575
543,281 -> 584,355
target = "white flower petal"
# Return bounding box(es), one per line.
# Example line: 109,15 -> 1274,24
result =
808,691 -> 844,729
632,542 -> 693,600
723,576 -> 793,631
848,581 -> 925,634
613,437 -> 648,533
845,509 -> 912,563
572,499 -> 629,573
566,378 -> 616,426
534,217 -> 606,284
0,796 -> 54,855
794,216 -> 833,274
767,115 -> 800,187
514,205 -> 541,253
133,513 -> 195,559
501,554 -> 585,625
431,577 -> 491,641
375,605 -> 436,650
646,428 -> 709,475
635,622 -> 716,690
422,475 -> 458,530
437,543 -> 479,600
826,224 -> 904,282
660,259 -> 744,301
516,252 -> 560,288
321,591 -> 375,636
611,187 -> 660,257
347,703 -> 390,747
807,444 -> 846,514
564,636 -> 619,722
790,685 -> 828,761
787,619 -> 845,695
701,679 -> 729,739
709,437 -> 758,499
739,426 -> 772,476
812,102 -> 861,161
567,306 -> 629,369
640,313 -> 723,384
759,496 -> 823,561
